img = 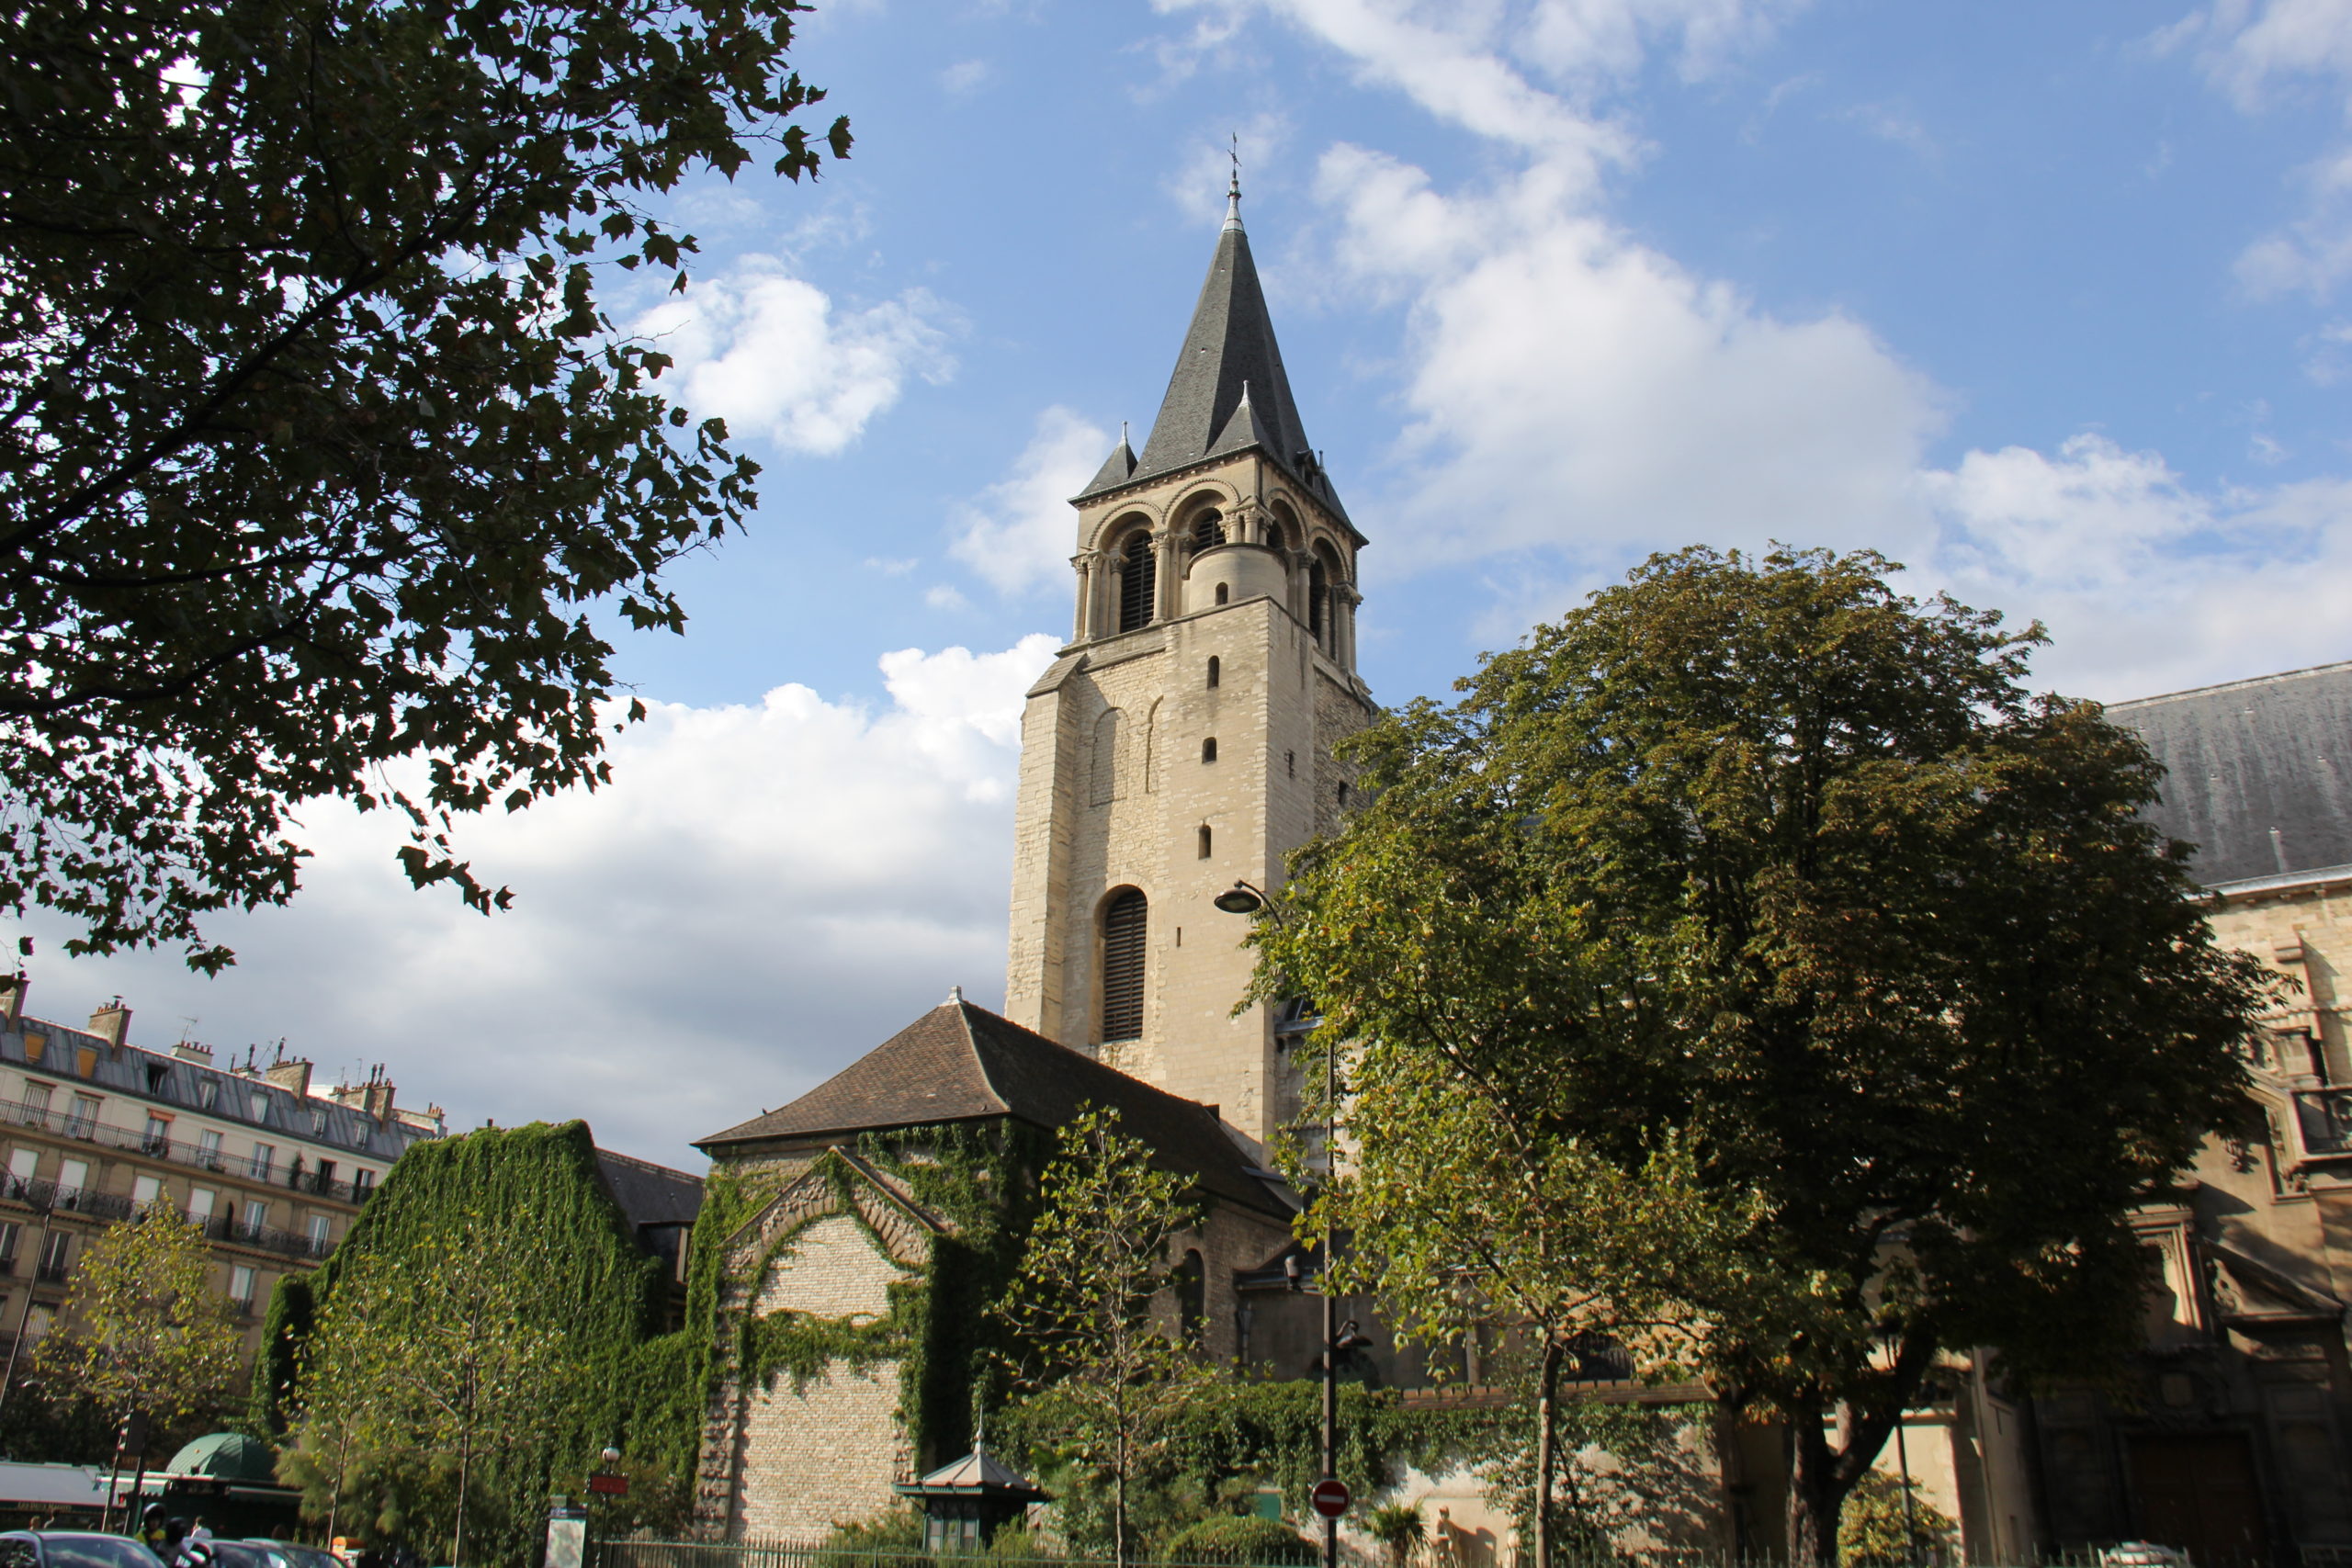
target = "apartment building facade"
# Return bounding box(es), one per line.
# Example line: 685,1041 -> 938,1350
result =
0,978 -> 444,1360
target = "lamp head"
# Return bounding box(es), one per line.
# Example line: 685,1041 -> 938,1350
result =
1213,883 -> 1265,916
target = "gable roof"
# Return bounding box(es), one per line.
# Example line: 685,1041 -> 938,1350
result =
2109,660 -> 2352,888
1075,197 -> 1349,527
695,998 -> 1292,1218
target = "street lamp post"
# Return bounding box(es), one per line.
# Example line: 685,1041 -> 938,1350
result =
1216,881 -> 1369,1568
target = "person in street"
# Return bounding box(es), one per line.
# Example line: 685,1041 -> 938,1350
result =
138,1505 -> 168,1555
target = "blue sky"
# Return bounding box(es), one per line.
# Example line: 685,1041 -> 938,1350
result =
24,0 -> 2352,1167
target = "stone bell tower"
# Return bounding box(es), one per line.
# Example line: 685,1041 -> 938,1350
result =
1001,180 -> 1374,1154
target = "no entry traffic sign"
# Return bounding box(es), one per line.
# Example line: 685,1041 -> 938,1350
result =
1310,1479 -> 1351,1519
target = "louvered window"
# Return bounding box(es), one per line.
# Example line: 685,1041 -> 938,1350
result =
1100,891 -> 1148,1043
1192,512 -> 1225,550
1119,535 -> 1156,632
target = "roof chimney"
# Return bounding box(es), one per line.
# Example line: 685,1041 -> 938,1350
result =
265,1058 -> 312,1098
364,1077 -> 396,1123
173,1040 -> 214,1065
88,1000 -> 131,1051
0,974 -> 23,1032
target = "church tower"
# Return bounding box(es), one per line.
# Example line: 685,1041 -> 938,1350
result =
1002,183 -> 1374,1153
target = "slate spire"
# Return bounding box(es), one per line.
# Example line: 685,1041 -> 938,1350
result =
1075,180 -> 1338,512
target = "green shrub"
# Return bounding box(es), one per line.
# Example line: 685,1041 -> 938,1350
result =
1160,1517 -> 1316,1565
1838,1470 -> 1957,1568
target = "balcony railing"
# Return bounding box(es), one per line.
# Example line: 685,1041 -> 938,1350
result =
2294,1087 -> 2352,1157
0,1177 -> 333,1263
0,1098 -> 361,1202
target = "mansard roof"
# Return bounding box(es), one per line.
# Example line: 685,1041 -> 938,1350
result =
2109,660 -> 2352,889
1076,197 -> 1350,526
695,997 -> 1293,1218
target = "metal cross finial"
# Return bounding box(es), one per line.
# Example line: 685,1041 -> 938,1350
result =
1225,133 -> 1243,230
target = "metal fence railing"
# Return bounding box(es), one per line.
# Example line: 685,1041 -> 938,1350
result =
587,1544 -> 2340,1568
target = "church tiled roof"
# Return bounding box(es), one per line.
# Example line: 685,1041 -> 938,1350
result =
1075,188 -> 1351,529
695,998 -> 1294,1218
2110,660 -> 2352,888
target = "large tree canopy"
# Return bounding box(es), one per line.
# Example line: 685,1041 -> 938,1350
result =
1250,547 -> 2270,1565
2,0 -> 848,969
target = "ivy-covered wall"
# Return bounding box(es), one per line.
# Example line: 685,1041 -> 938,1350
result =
254,1121 -> 704,1544
684,1121 -> 1052,1498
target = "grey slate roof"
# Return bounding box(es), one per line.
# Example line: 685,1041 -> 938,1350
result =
0,1018 -> 433,1164
695,998 -> 1292,1218
594,1148 -> 702,1231
2109,660 -> 2352,887
1076,208 -> 1349,524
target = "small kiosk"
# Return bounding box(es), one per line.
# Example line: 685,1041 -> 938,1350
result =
891,1439 -> 1048,1554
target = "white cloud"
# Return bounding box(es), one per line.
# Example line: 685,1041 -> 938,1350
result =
949,406 -> 1114,595
1318,143 -> 1943,569
15,637 -> 1061,1168
925,583 -> 973,612
940,59 -> 992,95
635,256 -> 956,455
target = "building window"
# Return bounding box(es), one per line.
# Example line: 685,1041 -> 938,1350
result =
228,1265 -> 255,1313
17,1083 -> 51,1125
187,1187 -> 216,1222
36,1233 -> 70,1285
21,1034 -> 42,1066
242,1199 -> 269,1235
250,1143 -> 275,1182
23,1304 -> 51,1341
1192,511 -> 1225,550
1100,891 -> 1148,1043
1118,533 -> 1156,633
74,1046 -> 97,1077
196,1078 -> 218,1111
1286,750 -> 1295,778
1207,657 -> 1220,689
1215,582 -> 1229,604
55,1159 -> 87,1203
131,1174 -> 161,1208
1202,738 -> 1217,763
63,1096 -> 98,1140
6,1150 -> 33,1190
196,1129 -> 222,1168
0,1222 -> 19,1275
354,1169 -> 376,1200
307,1215 -> 331,1254
142,1113 -> 170,1155
1339,782 -> 1351,808
1198,824 -> 1213,859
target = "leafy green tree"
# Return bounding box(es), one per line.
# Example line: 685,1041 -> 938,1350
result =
1838,1470 -> 1956,1568
283,1213 -> 567,1567
995,1107 -> 1224,1568
1248,547 -> 2270,1565
1,0 -> 848,972
33,1205 -> 241,1437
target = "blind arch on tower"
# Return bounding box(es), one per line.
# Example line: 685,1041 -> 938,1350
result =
1099,888 -> 1148,1043
1118,533 -> 1157,633
1091,708 -> 1125,806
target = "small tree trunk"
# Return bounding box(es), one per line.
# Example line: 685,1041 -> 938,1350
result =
1532,1336 -> 1566,1568
1783,1398 -> 1849,1568
453,1439 -> 472,1568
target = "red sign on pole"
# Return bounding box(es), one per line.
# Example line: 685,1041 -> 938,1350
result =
588,1473 -> 630,1497
1310,1479 -> 1350,1519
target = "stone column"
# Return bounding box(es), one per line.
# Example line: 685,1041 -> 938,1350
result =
1154,526 -> 1180,623
1339,584 -> 1363,673
1102,556 -> 1125,636
1072,551 -> 1102,640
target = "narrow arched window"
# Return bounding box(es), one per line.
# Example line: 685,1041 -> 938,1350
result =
1101,890 -> 1148,1043
1309,558 -> 1329,646
1206,657 -> 1220,689
1197,825 -> 1213,859
1338,782 -> 1351,808
1119,534 -> 1156,633
1215,582 -> 1229,605
1176,1248 -> 1205,1345
1193,511 -> 1225,551
1202,738 -> 1217,763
